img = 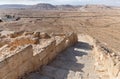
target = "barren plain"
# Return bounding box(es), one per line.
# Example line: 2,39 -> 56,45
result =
0,4 -> 120,79
0,6 -> 120,53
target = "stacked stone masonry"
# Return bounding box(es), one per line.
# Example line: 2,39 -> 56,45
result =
0,31 -> 78,79
0,31 -> 119,79
92,39 -> 120,79
78,35 -> 120,79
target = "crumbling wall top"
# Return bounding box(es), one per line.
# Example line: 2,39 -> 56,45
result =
0,31 -> 76,64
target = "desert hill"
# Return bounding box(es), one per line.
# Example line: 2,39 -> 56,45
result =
0,3 -> 115,10
31,3 -> 56,10
0,4 -> 29,9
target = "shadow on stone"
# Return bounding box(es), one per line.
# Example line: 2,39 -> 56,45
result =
42,41 -> 93,78
23,41 -> 92,79
75,41 -> 93,50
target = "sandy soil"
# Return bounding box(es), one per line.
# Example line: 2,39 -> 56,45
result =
0,8 -> 120,52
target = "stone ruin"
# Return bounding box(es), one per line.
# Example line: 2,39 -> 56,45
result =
84,35 -> 120,79
0,31 -> 120,79
0,31 -> 78,79
93,40 -> 120,79
77,35 -> 120,79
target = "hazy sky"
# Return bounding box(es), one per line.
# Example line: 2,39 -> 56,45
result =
0,0 -> 120,6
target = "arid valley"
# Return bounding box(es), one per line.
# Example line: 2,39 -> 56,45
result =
0,3 -> 120,79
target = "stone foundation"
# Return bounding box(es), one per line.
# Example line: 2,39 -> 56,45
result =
0,31 -> 78,79
0,31 -> 119,79
77,34 -> 120,79
93,38 -> 120,79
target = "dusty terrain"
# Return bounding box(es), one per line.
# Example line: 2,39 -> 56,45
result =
0,5 -> 120,78
0,7 -> 120,53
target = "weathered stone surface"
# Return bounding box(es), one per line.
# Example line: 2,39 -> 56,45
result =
0,31 -> 78,79
24,31 -> 34,36
93,39 -> 120,79
33,32 -> 40,38
9,31 -> 24,38
8,37 -> 39,51
40,32 -> 51,39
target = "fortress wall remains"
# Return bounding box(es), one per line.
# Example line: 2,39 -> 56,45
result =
0,33 -> 78,79
0,45 -> 33,79
93,40 -> 120,79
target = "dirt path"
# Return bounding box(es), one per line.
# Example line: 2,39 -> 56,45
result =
23,35 -> 109,79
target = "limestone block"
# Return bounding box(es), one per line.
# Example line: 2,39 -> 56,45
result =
56,39 -> 66,53
34,40 -> 56,61
42,56 -> 49,66
38,50 -> 48,61
33,32 -> 40,38
0,61 -> 10,78
6,52 -> 23,71
67,33 -> 78,46
0,45 -> 33,79
2,71 -> 18,79
43,42 -> 56,64
24,31 -> 34,36
20,45 -> 33,62
18,60 -> 34,78
9,31 -> 24,38
47,50 -> 56,62
32,55 -> 43,70
9,37 -> 39,49
40,33 -> 51,39
47,48 -> 56,63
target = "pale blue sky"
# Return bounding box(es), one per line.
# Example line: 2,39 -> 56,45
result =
0,0 -> 120,6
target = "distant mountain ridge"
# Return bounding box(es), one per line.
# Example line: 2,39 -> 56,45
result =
31,3 -> 56,10
0,4 -> 29,9
0,3 -> 116,10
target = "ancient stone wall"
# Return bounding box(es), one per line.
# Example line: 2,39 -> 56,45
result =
93,39 -> 120,79
78,34 -> 120,79
0,45 -> 33,79
0,32 -> 78,79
